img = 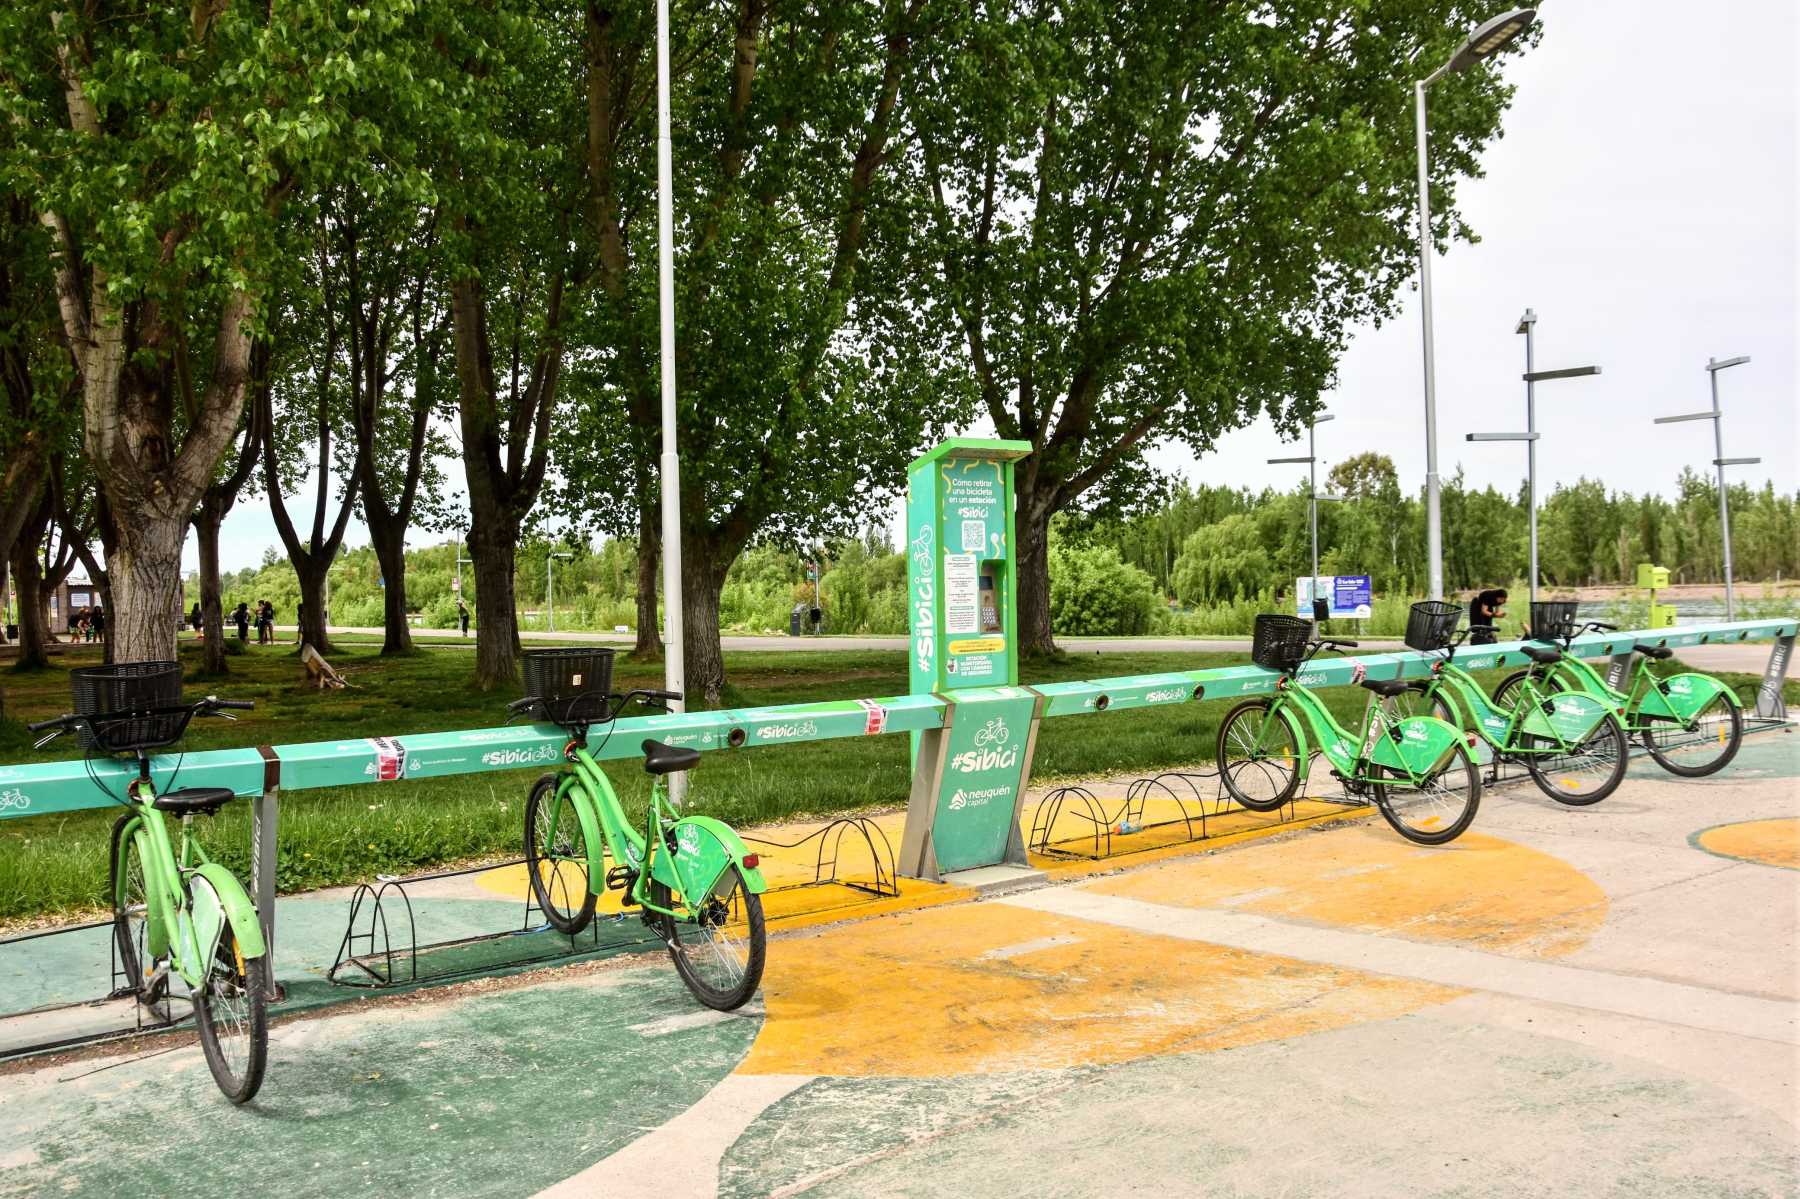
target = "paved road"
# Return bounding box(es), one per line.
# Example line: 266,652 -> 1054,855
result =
3,734 -> 1795,1196
322,624 -> 1794,678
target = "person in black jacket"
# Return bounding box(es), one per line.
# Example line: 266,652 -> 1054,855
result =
1468,588 -> 1508,645
233,602 -> 251,642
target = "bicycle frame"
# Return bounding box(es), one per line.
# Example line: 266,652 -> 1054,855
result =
117,781 -> 265,992
1425,660 -> 1613,753
1260,677 -> 1461,785
1533,648 -> 1736,730
539,745 -> 767,922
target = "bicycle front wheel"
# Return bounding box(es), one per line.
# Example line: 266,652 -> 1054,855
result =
1370,741 -> 1480,845
192,928 -> 268,1105
650,866 -> 766,1012
524,773 -> 597,934
109,815 -> 167,1006
1642,692 -> 1743,778
1522,713 -> 1628,806
1215,700 -> 1304,812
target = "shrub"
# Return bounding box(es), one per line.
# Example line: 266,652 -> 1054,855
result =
1048,544 -> 1160,636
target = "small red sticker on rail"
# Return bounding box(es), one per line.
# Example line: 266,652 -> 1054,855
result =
856,699 -> 888,736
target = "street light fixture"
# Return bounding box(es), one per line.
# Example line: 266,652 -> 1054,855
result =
1654,356 -> 1758,620
1466,308 -> 1599,605
1414,8 -> 1538,601
546,550 -> 573,633
1270,413 -> 1348,619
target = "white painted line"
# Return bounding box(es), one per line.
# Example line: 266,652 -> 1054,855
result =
628,1003 -> 762,1039
979,934 -> 1084,960
536,1073 -> 811,1199
1001,887 -> 1797,1045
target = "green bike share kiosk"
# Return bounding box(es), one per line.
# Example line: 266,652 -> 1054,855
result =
897,438 -> 1047,883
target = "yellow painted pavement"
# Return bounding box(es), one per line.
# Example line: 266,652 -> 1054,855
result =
1693,817 -> 1800,871
1085,827 -> 1607,959
739,901 -> 1457,1077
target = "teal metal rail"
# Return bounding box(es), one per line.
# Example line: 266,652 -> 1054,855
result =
1,619 -> 1790,987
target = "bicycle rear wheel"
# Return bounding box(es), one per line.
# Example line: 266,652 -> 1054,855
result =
1522,713 -> 1628,805
524,773 -> 597,934
109,815 -> 167,1005
1642,692 -> 1742,777
1370,742 -> 1480,845
650,865 -> 766,1012
1215,700 -> 1304,812
192,927 -> 268,1104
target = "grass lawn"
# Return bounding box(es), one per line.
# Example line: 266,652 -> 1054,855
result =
1,636 -> 1789,926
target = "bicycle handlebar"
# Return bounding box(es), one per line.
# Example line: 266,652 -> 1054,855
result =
26,697 -> 251,740
507,697 -> 541,715
1585,621 -> 1618,633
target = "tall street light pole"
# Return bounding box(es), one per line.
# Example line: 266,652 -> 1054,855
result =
546,551 -> 573,633
1655,356 -> 1757,621
1467,309 -> 1598,605
1414,8 -> 1538,601
656,0 -> 687,800
1270,413 -> 1346,619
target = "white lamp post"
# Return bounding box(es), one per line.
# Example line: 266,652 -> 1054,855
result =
1466,309 -> 1599,605
1415,7 -> 1538,601
1270,412 -> 1348,619
1654,356 -> 1758,620
547,551 -> 572,633
655,0 -> 688,799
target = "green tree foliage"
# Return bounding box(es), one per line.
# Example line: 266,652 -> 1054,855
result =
0,1 -> 430,660
1048,545 -> 1160,636
909,0 -> 1533,655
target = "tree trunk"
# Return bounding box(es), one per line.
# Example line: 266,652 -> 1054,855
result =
107,516 -> 188,663
194,505 -> 229,675
294,558 -> 332,651
7,545 -> 48,669
679,532 -> 731,707
369,517 -> 414,655
469,517 -> 521,687
1012,481 -> 1059,657
633,498 -> 662,658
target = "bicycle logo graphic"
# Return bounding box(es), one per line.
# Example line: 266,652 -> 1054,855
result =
910,524 -> 934,573
973,718 -> 1010,748
0,789 -> 28,813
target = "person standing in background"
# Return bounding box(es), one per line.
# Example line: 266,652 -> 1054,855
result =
1468,588 -> 1508,645
233,602 -> 250,642
457,596 -> 470,637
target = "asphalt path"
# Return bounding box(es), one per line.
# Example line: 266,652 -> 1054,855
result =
322,625 -> 1792,677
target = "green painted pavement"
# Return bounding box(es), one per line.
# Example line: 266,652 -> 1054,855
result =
0,967 -> 760,1199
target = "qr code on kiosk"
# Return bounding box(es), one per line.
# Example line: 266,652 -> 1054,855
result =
960,521 -> 985,552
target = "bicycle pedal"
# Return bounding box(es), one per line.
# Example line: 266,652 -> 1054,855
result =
604,866 -> 636,892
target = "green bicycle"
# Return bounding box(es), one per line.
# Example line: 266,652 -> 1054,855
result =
1491,601 -> 1744,778
1398,601 -> 1628,805
1216,616 -> 1481,846
30,664 -> 266,1104
510,649 -> 768,1011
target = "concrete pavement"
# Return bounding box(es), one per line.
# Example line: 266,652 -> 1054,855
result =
2,731 -> 1794,1197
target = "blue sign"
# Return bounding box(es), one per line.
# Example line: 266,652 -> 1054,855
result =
1296,574 -> 1373,620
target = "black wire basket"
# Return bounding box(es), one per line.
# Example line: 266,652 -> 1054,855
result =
1250,614 -> 1312,674
521,648 -> 617,724
69,661 -> 184,752
1530,600 -> 1579,643
1405,601 -> 1462,653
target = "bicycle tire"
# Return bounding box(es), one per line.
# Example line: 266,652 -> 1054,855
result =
109,814 -> 167,1005
192,933 -> 268,1105
1642,692 -> 1743,778
1522,713 -> 1628,806
1370,741 -> 1480,845
1215,699 -> 1304,812
650,865 -> 766,1012
524,773 -> 597,934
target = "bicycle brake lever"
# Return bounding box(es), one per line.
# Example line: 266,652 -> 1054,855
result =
33,730 -> 63,749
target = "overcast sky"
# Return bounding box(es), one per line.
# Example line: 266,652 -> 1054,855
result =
198,0 -> 1796,576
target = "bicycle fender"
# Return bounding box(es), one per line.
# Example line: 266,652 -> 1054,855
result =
1370,716 -> 1461,775
654,816 -> 769,897
123,821 -> 172,960
1520,690 -> 1612,744
551,773 -> 608,893
189,863 -> 267,961
1648,672 -> 1734,722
